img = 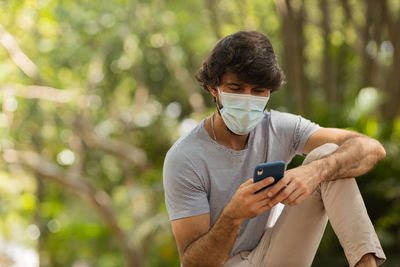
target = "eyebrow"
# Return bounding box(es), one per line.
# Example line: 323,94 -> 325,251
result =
226,82 -> 241,86
226,82 -> 266,89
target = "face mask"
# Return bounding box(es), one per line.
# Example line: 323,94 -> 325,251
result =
217,89 -> 269,135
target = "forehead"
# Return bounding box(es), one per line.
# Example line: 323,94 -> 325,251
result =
221,71 -> 241,83
220,71 -> 257,87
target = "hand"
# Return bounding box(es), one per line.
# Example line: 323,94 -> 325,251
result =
266,164 -> 323,207
223,177 -> 276,223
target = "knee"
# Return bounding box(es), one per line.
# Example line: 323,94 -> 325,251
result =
302,143 -> 339,166
303,143 -> 358,199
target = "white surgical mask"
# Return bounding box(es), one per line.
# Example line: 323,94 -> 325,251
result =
217,89 -> 269,135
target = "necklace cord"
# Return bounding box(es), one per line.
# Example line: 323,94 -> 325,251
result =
211,113 -> 217,141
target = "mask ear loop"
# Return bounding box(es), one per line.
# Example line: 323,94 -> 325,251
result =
215,87 -> 223,114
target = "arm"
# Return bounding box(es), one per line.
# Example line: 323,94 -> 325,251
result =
172,212 -> 240,267
303,128 -> 386,180
266,128 -> 386,206
172,178 -> 276,267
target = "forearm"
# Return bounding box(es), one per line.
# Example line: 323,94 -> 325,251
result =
182,211 -> 241,267
311,136 -> 386,181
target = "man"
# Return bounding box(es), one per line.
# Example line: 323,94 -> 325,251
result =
163,31 -> 386,266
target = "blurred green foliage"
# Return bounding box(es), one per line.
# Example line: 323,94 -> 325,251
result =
0,0 -> 399,266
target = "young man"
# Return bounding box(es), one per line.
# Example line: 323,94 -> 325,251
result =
163,31 -> 386,267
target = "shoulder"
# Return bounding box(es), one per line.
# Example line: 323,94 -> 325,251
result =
263,109 -> 320,140
164,120 -> 206,171
163,122 -> 208,199
261,109 -> 303,130
267,109 -> 320,127
269,109 -> 302,121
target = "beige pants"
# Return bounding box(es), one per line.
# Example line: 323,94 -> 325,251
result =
224,143 -> 386,267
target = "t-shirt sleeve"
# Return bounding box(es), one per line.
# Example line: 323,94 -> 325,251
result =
163,148 -> 210,221
270,110 -> 321,157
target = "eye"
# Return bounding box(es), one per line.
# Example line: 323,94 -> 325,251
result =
253,88 -> 270,95
228,87 -> 241,91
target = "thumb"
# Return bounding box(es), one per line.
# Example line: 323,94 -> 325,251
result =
241,178 -> 254,187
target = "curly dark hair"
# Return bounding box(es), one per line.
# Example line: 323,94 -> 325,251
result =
196,31 -> 285,93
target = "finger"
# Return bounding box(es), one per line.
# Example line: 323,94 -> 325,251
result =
246,189 -> 269,204
290,193 -> 307,206
240,193 -> 273,217
251,196 -> 272,211
251,196 -> 269,211
240,178 -> 254,188
259,198 -> 274,212
266,176 -> 291,198
247,188 -> 275,210
258,205 -> 272,215
252,177 -> 275,193
269,184 -> 295,207
252,186 -> 273,202
279,182 -> 299,203
255,192 -> 273,204
281,186 -> 302,204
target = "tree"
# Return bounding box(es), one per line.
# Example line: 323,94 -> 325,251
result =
0,0 -> 399,266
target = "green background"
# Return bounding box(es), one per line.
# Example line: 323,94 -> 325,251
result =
0,0 -> 399,266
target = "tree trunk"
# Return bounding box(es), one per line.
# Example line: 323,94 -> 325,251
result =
206,0 -> 222,40
380,0 -> 400,135
275,0 -> 308,115
362,0 -> 381,88
320,0 -> 336,105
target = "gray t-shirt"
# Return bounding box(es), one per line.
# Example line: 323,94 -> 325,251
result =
163,110 -> 321,256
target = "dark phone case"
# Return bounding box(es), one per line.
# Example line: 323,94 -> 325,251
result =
253,161 -> 285,193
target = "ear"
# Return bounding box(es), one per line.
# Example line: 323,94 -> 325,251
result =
207,86 -> 218,98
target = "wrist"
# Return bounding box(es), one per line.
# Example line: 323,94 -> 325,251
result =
221,206 -> 243,227
310,159 -> 330,182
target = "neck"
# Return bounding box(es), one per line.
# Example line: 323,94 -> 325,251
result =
209,112 -> 249,150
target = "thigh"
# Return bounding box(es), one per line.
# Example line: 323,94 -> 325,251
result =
248,191 -> 328,267
223,252 -> 253,267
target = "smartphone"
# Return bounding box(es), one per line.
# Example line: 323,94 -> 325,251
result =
253,161 -> 285,194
